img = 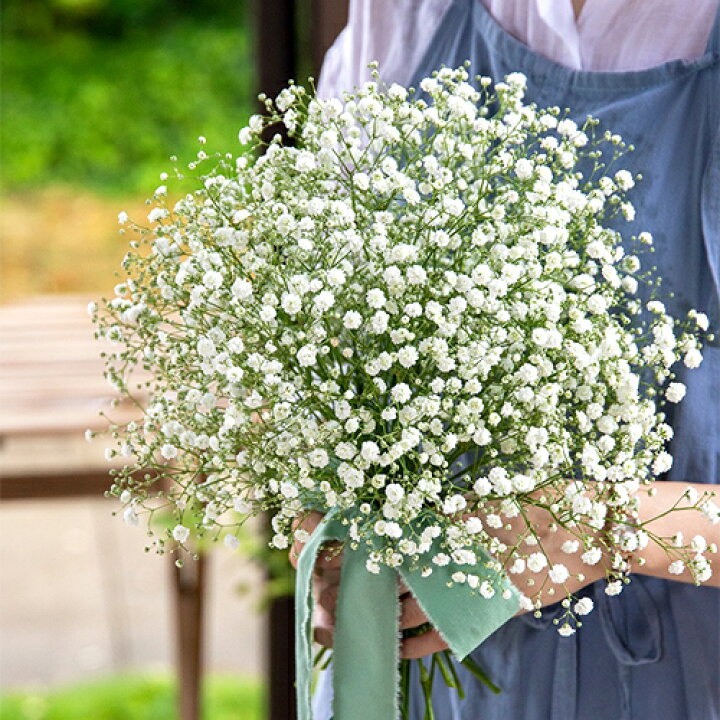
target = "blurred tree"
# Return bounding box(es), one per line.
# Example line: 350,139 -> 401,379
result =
1,0 -> 254,195
2,0 -> 247,38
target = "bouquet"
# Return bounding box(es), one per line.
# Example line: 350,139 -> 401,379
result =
91,66 -> 718,719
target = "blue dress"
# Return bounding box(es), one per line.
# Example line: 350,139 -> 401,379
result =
314,2 -> 720,718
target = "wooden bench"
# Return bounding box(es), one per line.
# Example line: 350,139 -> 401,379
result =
0,296 -> 206,720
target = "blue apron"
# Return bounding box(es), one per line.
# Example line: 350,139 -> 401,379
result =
314,2 -> 720,718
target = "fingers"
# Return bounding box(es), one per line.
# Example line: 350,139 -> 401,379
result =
289,510 -> 325,568
289,539 -> 342,572
316,585 -> 427,626
317,581 -> 339,615
315,626 -> 448,658
313,584 -> 438,657
399,595 -> 428,630
315,541 -> 344,572
314,611 -> 444,658
314,626 -> 334,649
312,568 -> 340,637
289,511 -> 343,572
401,629 -> 449,659
315,626 -> 447,659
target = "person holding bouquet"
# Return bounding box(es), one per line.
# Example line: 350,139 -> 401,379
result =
302,1 -> 720,718
93,1 -> 720,718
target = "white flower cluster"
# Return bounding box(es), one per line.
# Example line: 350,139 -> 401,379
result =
94,66 -> 714,632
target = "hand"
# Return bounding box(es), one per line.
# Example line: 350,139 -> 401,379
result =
478,501 -> 606,607
290,511 -> 342,650
396,582 -> 450,659
289,501 -> 601,658
289,511 -> 449,659
289,481 -> 719,661
634,481 -> 720,587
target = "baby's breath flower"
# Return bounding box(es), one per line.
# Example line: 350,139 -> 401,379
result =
574,597 -> 594,615
147,207 -> 168,223
94,66 -> 710,622
549,564 -> 570,583
172,525 -> 190,543
527,553 -> 548,572
666,382 -> 686,403
582,547 -> 602,566
224,534 -> 241,550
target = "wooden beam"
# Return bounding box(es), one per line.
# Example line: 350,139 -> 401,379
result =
0,468 -> 114,500
0,467 -> 161,500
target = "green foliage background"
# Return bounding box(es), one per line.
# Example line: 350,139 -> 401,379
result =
1,0 -> 256,195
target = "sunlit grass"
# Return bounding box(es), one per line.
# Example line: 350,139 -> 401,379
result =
0,673 -> 265,720
1,13 -> 256,304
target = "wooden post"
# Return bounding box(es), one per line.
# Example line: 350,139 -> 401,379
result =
269,593 -> 298,720
256,0 -> 297,99
310,0 -> 349,76
254,4 -> 349,720
172,553 -> 206,720
254,3 -> 299,719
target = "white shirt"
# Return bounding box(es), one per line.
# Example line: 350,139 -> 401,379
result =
318,0 -> 719,98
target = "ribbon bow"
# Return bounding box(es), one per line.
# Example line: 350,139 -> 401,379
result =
296,512 -> 521,719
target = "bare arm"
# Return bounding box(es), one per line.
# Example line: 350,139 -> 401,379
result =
633,481 -> 719,584
292,481 -> 719,658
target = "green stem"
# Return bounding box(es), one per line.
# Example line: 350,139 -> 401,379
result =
442,651 -> 466,701
418,659 -> 436,720
400,660 -> 411,720
461,655 -> 502,694
434,651 -> 456,689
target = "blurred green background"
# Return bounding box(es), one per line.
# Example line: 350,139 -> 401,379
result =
1,3 -> 262,716
1,0 -> 255,300
0,675 -> 263,720
2,0 -> 253,195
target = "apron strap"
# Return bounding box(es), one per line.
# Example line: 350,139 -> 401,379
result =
706,0 -> 720,54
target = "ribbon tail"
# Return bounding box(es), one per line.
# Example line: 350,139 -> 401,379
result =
295,514 -> 346,720
400,548 -> 521,661
333,544 -> 400,720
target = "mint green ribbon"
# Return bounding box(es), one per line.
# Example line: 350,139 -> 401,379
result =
296,513 -> 521,719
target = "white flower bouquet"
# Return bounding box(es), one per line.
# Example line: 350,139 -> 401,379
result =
91,66 -> 717,719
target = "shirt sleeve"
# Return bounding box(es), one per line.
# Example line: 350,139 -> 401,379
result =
317,0 -> 453,99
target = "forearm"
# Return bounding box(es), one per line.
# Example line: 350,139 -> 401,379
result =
634,481 -> 720,587
476,480 -> 719,610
